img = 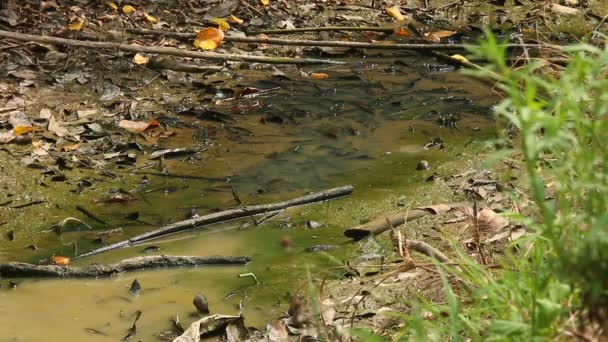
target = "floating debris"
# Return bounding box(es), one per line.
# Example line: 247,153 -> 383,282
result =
129,279 -> 141,294
304,244 -> 338,253
140,245 -> 161,253
149,148 -> 198,160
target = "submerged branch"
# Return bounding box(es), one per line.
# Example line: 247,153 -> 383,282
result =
75,186 -> 354,259
0,255 -> 250,278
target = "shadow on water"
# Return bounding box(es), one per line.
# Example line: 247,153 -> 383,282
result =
0,56 -> 498,340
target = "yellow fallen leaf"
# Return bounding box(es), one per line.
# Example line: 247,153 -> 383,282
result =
68,19 -> 85,31
450,54 -> 470,63
227,14 -> 244,24
261,0 -> 270,5
133,53 -> 149,65
386,6 -> 405,21
144,12 -> 158,23
52,256 -> 70,266
14,125 -> 33,136
106,2 -> 118,10
198,40 -> 220,50
194,27 -> 224,50
394,27 -> 409,36
309,72 -> 329,79
122,5 -> 136,14
211,17 -> 230,31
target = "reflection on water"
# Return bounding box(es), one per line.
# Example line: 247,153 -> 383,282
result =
0,57 -> 497,340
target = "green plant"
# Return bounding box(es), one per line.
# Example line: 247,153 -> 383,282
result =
472,31 -> 608,332
359,33 -> 608,341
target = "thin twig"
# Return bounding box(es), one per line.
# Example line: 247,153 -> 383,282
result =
0,30 -> 343,65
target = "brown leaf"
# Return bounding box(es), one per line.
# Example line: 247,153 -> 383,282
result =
425,30 -> 457,43
118,119 -> 157,133
477,208 -> 509,232
48,115 -> 68,137
62,143 -> 81,151
0,130 -> 15,144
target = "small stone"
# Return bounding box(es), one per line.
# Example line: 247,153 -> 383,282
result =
416,160 -> 430,170
306,220 -> 322,229
193,293 -> 209,314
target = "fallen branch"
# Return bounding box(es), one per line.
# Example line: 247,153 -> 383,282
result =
407,240 -> 452,264
75,186 -> 354,259
0,255 -> 249,278
344,203 -> 463,240
127,28 -> 466,51
247,26 -> 397,34
0,30 -> 343,65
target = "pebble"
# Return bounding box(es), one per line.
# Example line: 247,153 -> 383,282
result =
416,160 -> 430,170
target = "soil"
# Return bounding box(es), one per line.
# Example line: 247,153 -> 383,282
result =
0,0 -> 605,341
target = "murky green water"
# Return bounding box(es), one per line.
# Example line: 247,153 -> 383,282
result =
0,56 -> 497,340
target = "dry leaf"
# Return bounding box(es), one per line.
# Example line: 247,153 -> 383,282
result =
106,2 -> 118,10
51,256 -> 70,266
119,119 -> 158,133
211,17 -> 230,31
122,5 -> 136,14
309,72 -> 329,79
144,12 -> 158,23
48,115 -> 68,137
133,53 -> 149,65
0,131 -> 15,143
477,208 -> 509,232
62,143 -> 81,151
68,19 -> 85,31
193,27 -> 224,50
551,3 -> 579,15
425,30 -> 456,43
260,0 -> 270,5
386,6 -> 405,21
227,14 -> 244,24
14,125 -> 33,136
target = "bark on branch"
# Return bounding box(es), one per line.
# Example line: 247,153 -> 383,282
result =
0,30 -> 343,65
127,28 -> 467,51
344,203 -> 463,240
0,255 -> 250,278
75,186 -> 354,259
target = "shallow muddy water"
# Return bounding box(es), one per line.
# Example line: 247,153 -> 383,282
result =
1,56 -> 497,340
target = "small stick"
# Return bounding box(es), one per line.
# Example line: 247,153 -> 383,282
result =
231,186 -> 242,205
248,26 -> 397,34
238,272 -> 259,284
239,0 -> 264,16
